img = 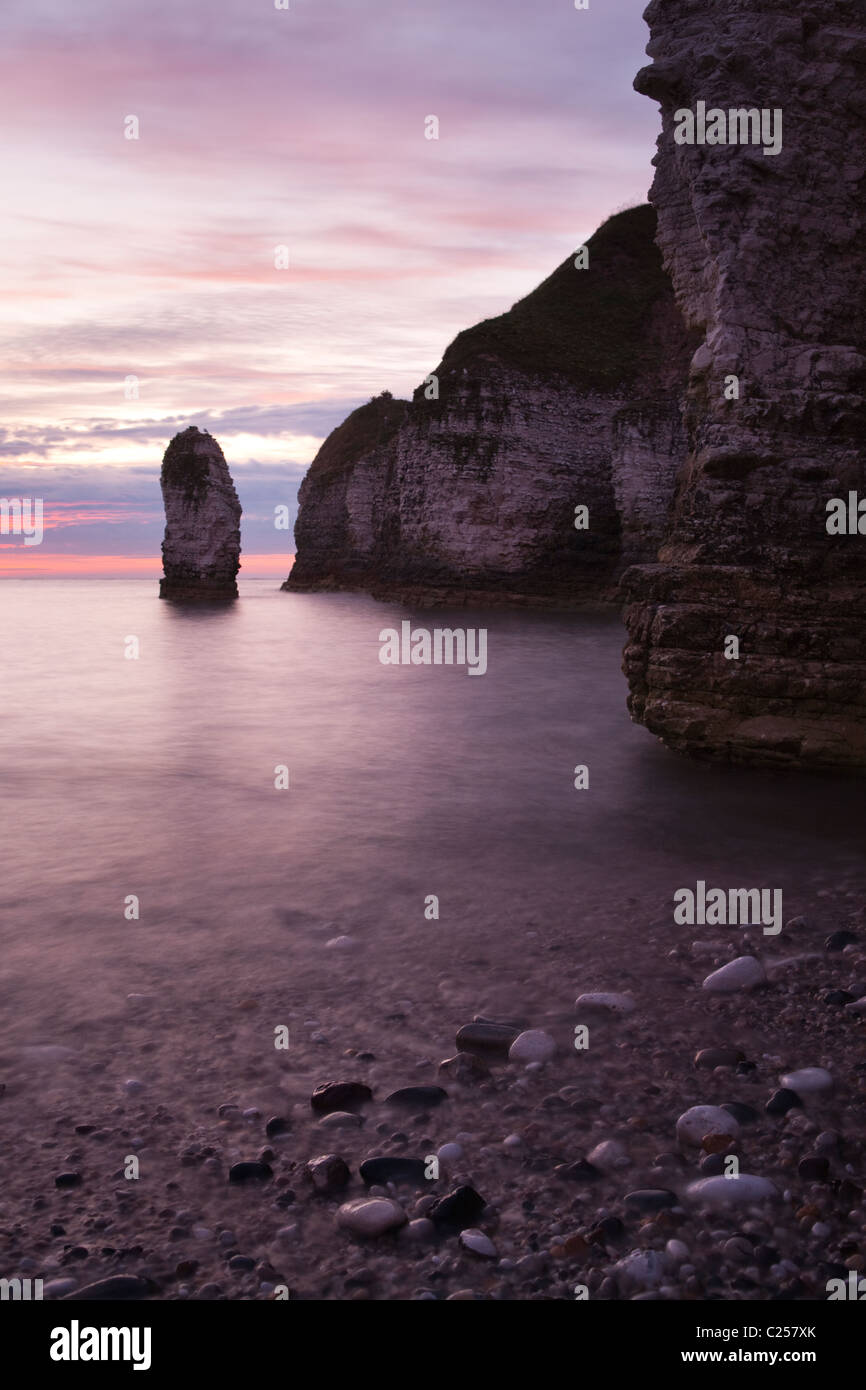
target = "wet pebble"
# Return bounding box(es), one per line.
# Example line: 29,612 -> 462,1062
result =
459,1228 -> 497,1258
359,1156 -> 429,1187
702,957 -> 766,993
336,1198 -> 407,1238
508,1030 -> 556,1063
766,1088 -> 803,1116
306,1153 -> 352,1193
780,1068 -> 833,1096
310,1081 -> 372,1115
676,1106 -> 740,1147
385,1085 -> 447,1109
228,1161 -> 272,1184
428,1185 -> 486,1230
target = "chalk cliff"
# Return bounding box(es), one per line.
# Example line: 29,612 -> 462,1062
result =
621,0 -> 866,768
283,205 -> 698,606
159,427 -> 242,600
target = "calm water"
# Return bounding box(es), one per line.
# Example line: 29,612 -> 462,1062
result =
1,578 -> 864,1048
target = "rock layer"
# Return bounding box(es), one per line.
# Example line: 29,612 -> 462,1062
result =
622,0 -> 866,768
159,427 -> 242,600
284,206 -> 697,606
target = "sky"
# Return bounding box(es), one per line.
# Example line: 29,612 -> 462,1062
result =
0,0 -> 659,577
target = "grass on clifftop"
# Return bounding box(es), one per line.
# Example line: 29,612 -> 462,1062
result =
308,392 -> 410,481
432,203 -> 671,393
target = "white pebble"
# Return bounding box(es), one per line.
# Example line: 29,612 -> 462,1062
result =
614,1249 -> 664,1289
336,1198 -> 406,1238
437,1142 -> 463,1166
685,1175 -> 779,1207
588,1139 -> 629,1170
676,1106 -> 740,1147
780,1067 -> 833,1096
665,1239 -> 690,1263
459,1228 -> 497,1258
702,956 -> 766,993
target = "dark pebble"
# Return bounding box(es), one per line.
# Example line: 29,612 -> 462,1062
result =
55,1172 -> 82,1188
825,931 -> 859,951
735,1061 -> 757,1076
554,1159 -> 601,1182
694,1047 -> 745,1069
755,1245 -> 780,1268
228,1255 -> 255,1272
624,1189 -> 677,1213
51,1224 -> 66,1236
385,1086 -> 448,1109
540,1094 -> 568,1110
196,1283 -> 224,1300
265,1116 -> 289,1138
765,1088 -> 803,1116
305,1154 -> 351,1192
798,1155 -> 830,1182
455,1022 -> 520,1055
428,1185 -> 485,1229
824,989 -> 855,1006
310,1081 -> 373,1115
228,1161 -> 273,1184
700,1153 -> 727,1176
62,1275 -> 158,1301
722,1102 -> 759,1124
589,1216 -> 625,1244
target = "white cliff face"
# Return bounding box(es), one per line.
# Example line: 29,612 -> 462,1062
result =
160,427 -> 242,600
622,0 -> 866,769
285,205 -> 697,606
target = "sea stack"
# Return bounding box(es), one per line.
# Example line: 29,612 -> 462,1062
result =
621,0 -> 866,769
159,427 -> 242,600
283,206 -> 697,606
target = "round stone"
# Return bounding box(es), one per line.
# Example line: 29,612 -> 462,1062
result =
779,1068 -> 833,1097
459,1228 -> 497,1258
310,1081 -> 372,1115
685,1175 -> 779,1208
508,1030 -> 556,1063
318,1111 -> 363,1130
613,1249 -> 664,1289
765,1087 -> 803,1115
436,1142 -> 464,1166
825,931 -> 859,951
695,1047 -> 745,1069
336,1198 -> 407,1238
587,1139 -> 629,1170
624,1189 -> 677,1213
676,1106 -> 740,1147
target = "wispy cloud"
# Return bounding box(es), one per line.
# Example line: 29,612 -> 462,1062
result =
0,0 -> 656,564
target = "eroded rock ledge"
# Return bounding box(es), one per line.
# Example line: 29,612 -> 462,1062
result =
159,427 -> 242,601
622,0 -> 866,769
283,206 -> 697,607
